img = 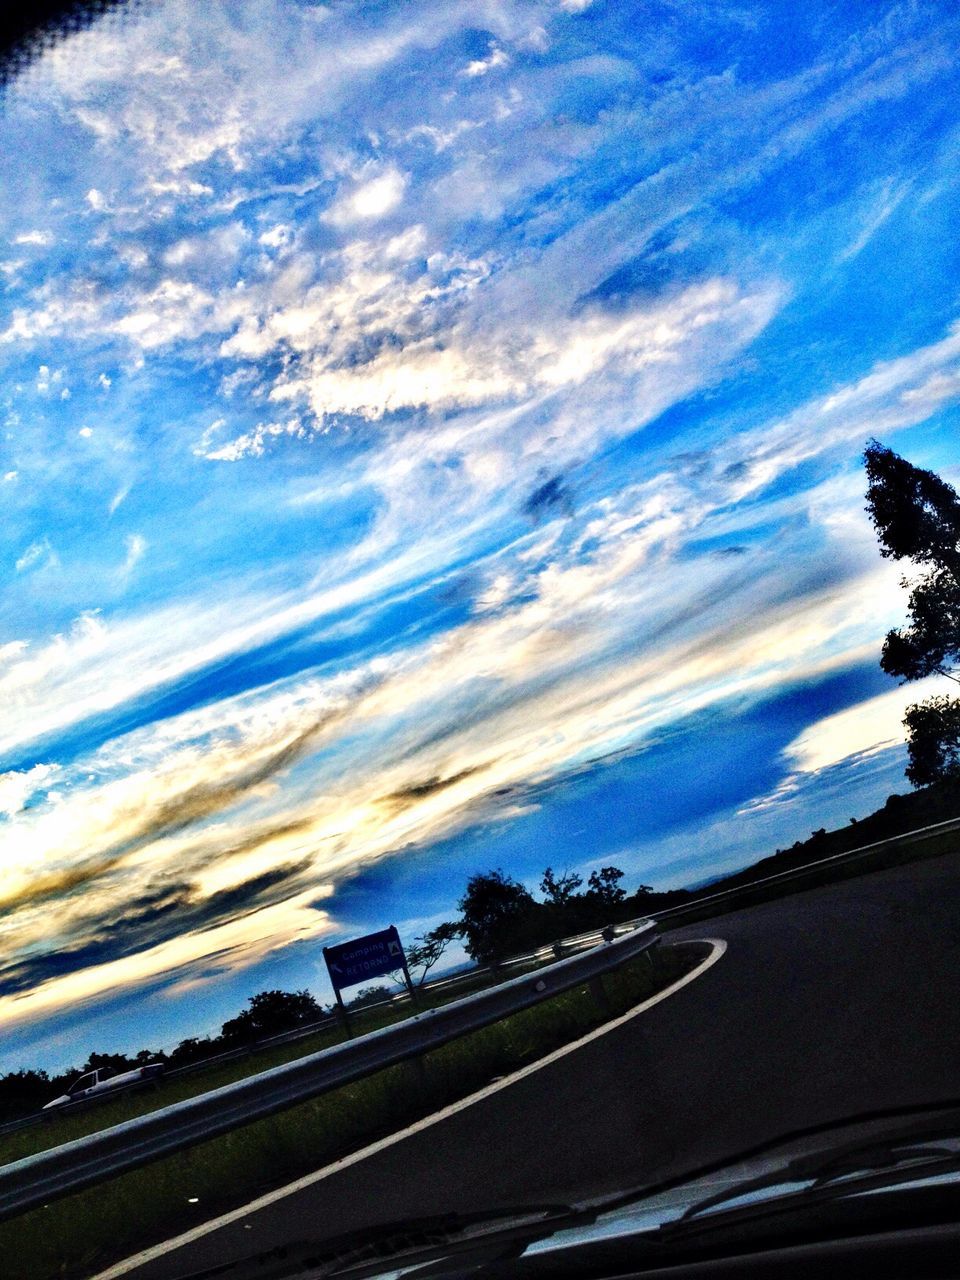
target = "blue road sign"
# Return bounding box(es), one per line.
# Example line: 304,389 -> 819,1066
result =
323,926 -> 408,995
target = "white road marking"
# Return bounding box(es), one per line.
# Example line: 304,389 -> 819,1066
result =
91,938 -> 726,1280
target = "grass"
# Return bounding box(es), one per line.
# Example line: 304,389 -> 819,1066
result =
0,959 -> 546,1167
0,941 -> 700,1280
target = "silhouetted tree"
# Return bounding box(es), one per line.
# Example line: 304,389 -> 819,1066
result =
587,865 -> 626,906
0,1069 -> 51,1121
539,867 -> 583,905
865,440 -> 960,784
865,439 -> 960,569
82,1051 -> 139,1077
903,696 -> 960,787
402,921 -> 461,985
348,984 -> 393,1009
220,988 -> 322,1043
167,1037 -> 216,1068
457,869 -> 534,965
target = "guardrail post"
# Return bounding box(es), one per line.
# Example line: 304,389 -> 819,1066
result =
588,974 -> 612,1015
332,989 -> 353,1040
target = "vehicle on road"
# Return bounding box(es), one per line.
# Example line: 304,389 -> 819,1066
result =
42,1063 -> 165,1112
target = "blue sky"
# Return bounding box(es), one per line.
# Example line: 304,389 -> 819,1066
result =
1,0 -> 959,1072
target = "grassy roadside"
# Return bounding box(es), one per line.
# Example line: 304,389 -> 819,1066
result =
0,941 -> 701,1280
0,959 -> 548,1167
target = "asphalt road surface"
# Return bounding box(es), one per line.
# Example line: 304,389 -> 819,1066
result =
108,850 -> 960,1279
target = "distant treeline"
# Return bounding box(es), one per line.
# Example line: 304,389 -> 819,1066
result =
0,988 -> 325,1123
3,778 -> 957,1123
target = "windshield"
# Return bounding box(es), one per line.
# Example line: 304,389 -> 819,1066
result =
0,4 -> 958,1279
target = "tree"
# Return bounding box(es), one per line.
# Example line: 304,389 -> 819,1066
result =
0,1068 -> 51,1122
167,1037 -> 216,1068
220,988 -> 323,1043
456,869 -> 534,965
865,441 -> 960,785
864,440 -> 960,570
82,1051 -> 141,1077
539,866 -> 583,906
402,921 -> 461,986
903,696 -> 960,787
349,984 -> 394,1009
587,865 -> 626,906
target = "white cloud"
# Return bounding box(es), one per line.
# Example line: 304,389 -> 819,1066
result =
0,764 -> 55,819
463,47 -> 510,77
122,533 -> 147,574
838,177 -> 911,261
272,277 -> 781,426
108,485 -> 130,515
15,538 -> 58,574
197,419 -> 309,461
13,230 -> 52,247
258,223 -> 292,249
35,364 -> 66,395
324,168 -> 407,225
784,677 -> 944,775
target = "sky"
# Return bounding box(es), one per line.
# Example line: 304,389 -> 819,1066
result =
1,0 -> 959,1073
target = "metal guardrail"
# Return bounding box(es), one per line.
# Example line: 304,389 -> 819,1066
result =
0,920 -> 658,1222
0,924 -> 625,1140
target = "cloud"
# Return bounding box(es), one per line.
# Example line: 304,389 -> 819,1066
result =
0,861 -> 313,998
783,676 -> 944,775
271,277 -> 781,427
0,888 -> 334,1027
463,46 -> 510,77
0,457 -> 906,1023
197,419 -> 310,462
15,537 -> 58,574
838,177 -> 912,262
0,764 -> 54,818
35,364 -> 66,395
324,168 -> 408,225
121,533 -> 147,574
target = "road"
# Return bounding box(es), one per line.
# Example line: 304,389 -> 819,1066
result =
104,850 -> 960,1279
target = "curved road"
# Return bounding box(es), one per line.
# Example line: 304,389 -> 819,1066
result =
105,850 -> 960,1279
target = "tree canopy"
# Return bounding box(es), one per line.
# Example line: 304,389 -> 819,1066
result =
457,869 -> 534,965
864,439 -> 960,570
539,866 -> 583,905
220,988 -> 323,1043
402,921 -> 462,985
587,865 -> 626,905
903,696 -> 960,788
864,440 -> 960,785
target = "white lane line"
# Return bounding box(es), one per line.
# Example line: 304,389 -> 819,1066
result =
91,938 -> 726,1280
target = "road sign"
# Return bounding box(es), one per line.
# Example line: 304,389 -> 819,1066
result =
323,926 -> 408,995
324,926 -> 415,1037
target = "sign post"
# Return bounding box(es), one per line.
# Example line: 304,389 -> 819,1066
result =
323,925 -> 414,1037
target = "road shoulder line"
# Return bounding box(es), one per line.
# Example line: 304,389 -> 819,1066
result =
92,937 -> 727,1280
